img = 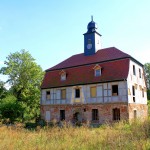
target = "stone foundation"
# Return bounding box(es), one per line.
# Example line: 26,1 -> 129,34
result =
128,103 -> 148,121
41,103 -> 130,124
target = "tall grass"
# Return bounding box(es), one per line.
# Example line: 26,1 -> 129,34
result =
0,119 -> 150,150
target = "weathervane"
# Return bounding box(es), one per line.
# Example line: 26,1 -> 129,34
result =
91,15 -> 93,21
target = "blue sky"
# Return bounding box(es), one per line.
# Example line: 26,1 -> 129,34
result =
0,0 -> 150,83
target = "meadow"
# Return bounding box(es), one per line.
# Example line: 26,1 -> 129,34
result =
0,119 -> 150,150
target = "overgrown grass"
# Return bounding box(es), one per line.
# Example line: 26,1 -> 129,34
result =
0,119 -> 150,150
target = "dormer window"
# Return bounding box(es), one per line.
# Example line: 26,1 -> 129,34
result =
60,70 -> 66,81
93,64 -> 102,77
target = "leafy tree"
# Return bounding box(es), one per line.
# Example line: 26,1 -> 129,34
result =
0,80 -> 7,99
0,95 -> 23,123
0,49 -> 44,121
144,63 -> 150,100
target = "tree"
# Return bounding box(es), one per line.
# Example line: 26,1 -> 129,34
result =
0,80 -> 7,99
144,63 -> 150,100
0,49 -> 44,121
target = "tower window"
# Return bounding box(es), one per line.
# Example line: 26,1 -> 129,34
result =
88,39 -> 92,44
112,85 -> 118,96
75,88 -> 80,98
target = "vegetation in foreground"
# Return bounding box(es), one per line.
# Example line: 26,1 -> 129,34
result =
0,119 -> 150,150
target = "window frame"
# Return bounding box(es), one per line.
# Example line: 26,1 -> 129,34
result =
112,85 -> 118,96
95,69 -> 101,77
75,88 -> 80,98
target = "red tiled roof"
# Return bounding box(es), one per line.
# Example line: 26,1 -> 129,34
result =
47,47 -> 131,71
41,58 -> 129,89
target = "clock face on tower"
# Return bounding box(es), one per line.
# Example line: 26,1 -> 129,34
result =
87,44 -> 92,49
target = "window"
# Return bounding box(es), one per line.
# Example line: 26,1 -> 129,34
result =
92,109 -> 99,121
133,65 -> 136,75
60,70 -> 66,81
142,89 -> 144,97
60,110 -> 65,121
61,74 -> 66,81
75,88 -> 80,98
139,68 -> 141,78
112,85 -> 118,96
88,39 -> 92,44
90,87 -> 96,98
132,86 -> 135,102
113,108 -> 120,120
134,110 -> 137,119
95,69 -> 101,77
46,91 -> 50,100
61,89 -> 66,99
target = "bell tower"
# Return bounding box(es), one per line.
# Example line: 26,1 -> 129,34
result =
83,16 -> 102,56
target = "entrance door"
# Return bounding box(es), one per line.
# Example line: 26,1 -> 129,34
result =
73,112 -> 82,122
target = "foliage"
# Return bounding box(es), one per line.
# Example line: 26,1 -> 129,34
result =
144,63 -> 150,88
0,119 -> 150,149
0,95 -> 23,123
0,49 -> 44,121
0,80 -> 7,99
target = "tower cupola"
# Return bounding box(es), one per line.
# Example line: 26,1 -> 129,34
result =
83,16 -> 102,56
87,16 -> 98,33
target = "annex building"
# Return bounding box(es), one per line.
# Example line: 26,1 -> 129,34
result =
40,18 -> 148,124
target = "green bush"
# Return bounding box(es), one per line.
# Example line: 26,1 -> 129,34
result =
0,95 -> 23,123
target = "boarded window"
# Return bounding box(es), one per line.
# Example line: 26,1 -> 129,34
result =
112,85 -> 118,96
92,109 -> 99,120
90,87 -> 96,98
75,88 -> 80,98
46,91 -> 50,100
61,89 -> 66,99
133,65 -> 136,75
60,110 -> 65,121
113,108 -> 120,120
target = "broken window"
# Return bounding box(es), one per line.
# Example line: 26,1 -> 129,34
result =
75,88 -> 80,98
132,86 -> 135,102
112,85 -> 118,96
46,91 -> 50,100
